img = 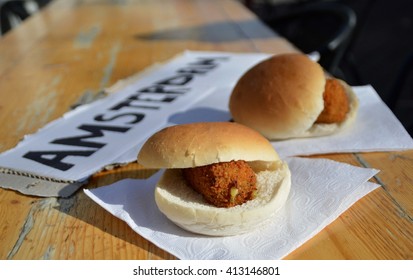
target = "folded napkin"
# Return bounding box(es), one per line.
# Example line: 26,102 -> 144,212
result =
84,157 -> 379,260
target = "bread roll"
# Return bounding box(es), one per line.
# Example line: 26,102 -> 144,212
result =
229,53 -> 358,140
137,122 -> 291,236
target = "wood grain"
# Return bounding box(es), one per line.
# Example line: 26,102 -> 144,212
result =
0,0 -> 411,260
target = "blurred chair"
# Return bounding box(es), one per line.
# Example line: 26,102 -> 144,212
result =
385,51 -> 413,137
0,0 -> 51,35
248,1 -> 357,79
387,52 -> 413,110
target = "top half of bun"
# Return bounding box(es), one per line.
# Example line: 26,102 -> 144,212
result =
229,53 -> 358,139
229,53 -> 325,132
137,122 -> 280,169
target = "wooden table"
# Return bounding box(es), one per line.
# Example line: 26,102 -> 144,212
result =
0,0 -> 412,260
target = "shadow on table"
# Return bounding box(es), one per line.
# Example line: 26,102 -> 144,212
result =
53,185 -> 176,259
135,20 -> 277,42
168,107 -> 231,125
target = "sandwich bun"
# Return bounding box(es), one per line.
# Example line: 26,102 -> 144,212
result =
138,122 -> 291,236
229,53 -> 359,140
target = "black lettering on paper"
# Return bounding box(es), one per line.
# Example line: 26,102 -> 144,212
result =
23,150 -> 95,171
51,124 -> 131,148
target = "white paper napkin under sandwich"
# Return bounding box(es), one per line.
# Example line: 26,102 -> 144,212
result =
84,157 -> 379,260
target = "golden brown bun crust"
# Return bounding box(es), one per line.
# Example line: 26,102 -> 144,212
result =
229,53 -> 327,139
137,122 -> 280,169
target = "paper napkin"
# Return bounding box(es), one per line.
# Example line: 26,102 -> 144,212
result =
84,157 -> 380,260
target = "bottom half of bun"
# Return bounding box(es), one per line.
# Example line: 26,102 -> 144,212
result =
305,81 -> 359,138
154,161 -> 291,236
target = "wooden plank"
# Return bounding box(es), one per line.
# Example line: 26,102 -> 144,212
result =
356,151 -> 413,218
2,193 -> 168,259
0,189 -> 35,259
